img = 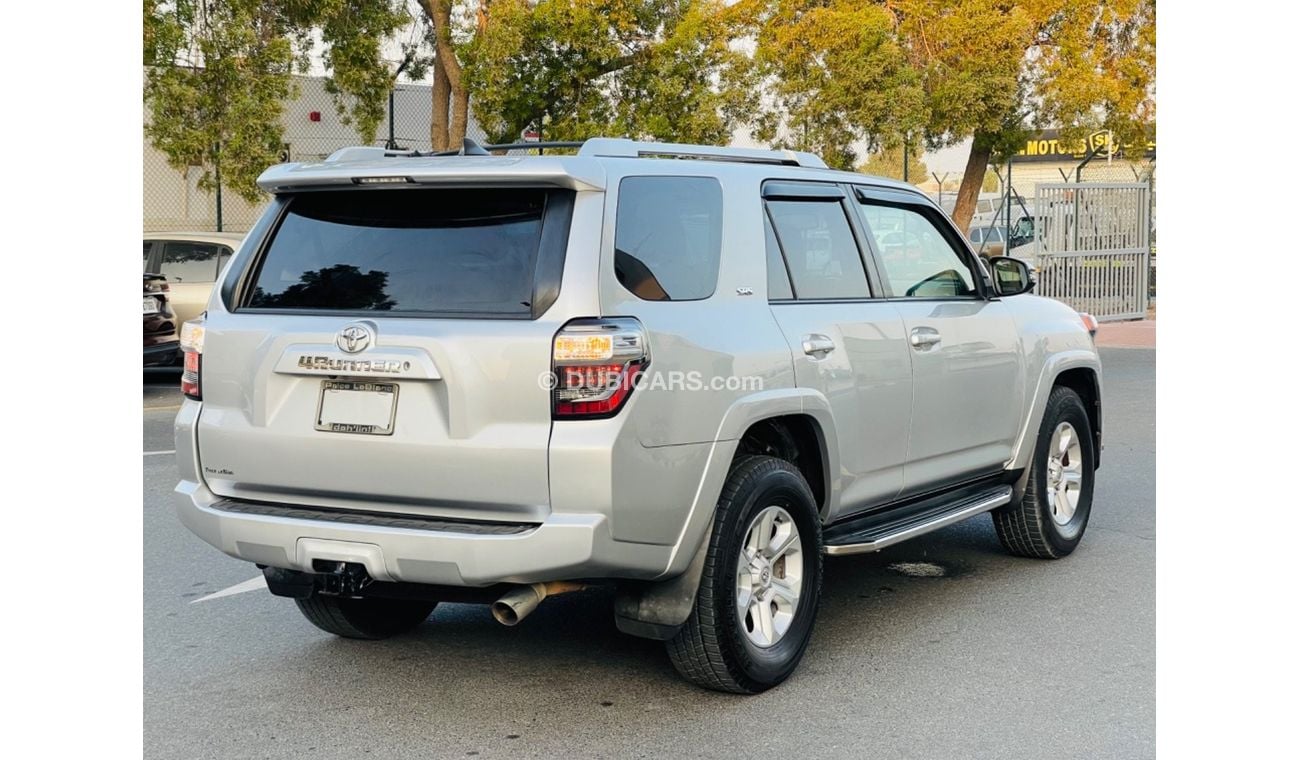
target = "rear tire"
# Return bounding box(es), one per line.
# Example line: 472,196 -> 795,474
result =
666,455 -> 824,694
993,386 -> 1096,559
295,595 -> 437,640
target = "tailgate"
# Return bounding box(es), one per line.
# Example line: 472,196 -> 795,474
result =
194,186 -> 579,523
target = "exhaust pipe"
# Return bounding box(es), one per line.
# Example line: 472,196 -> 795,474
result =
491,581 -> 586,626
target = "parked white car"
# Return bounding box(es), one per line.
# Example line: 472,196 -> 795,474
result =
143,231 -> 244,327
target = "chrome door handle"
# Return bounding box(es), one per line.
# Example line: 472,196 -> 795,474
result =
802,334 -> 836,357
909,327 -> 942,349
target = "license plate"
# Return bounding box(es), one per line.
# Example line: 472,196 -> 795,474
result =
143,296 -> 159,315
315,381 -> 398,435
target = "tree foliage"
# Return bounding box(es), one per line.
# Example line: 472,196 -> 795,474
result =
143,0 -> 408,202
736,0 -> 1154,228
737,0 -> 925,170
859,143 -> 928,184
464,0 -> 753,144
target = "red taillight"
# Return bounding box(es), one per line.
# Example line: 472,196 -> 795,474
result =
554,360 -> 646,417
181,350 -> 201,400
179,319 -> 204,400
551,318 -> 648,420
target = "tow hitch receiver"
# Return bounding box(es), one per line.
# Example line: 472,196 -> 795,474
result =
313,561 -> 373,597
262,563 -> 373,599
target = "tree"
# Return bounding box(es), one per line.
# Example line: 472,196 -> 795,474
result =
737,0 -> 926,170
415,0 -> 472,150
859,143 -> 928,184
890,0 -> 1156,231
462,0 -> 753,145
735,1 -> 1154,228
144,0 -> 409,202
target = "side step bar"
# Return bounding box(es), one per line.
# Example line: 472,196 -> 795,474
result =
823,485 -> 1013,556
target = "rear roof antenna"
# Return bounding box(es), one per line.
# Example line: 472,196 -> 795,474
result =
458,138 -> 490,156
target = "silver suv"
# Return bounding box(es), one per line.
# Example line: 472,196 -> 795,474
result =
174,139 -> 1102,693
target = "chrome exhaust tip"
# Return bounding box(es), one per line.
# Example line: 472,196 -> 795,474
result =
491,582 -> 586,626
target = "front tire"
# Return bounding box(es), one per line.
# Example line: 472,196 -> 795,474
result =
666,456 -> 824,693
295,595 -> 437,640
993,386 -> 1096,559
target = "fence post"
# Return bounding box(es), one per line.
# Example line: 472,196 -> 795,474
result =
902,134 -> 909,183
1071,184 -> 1080,254
386,87 -> 397,149
1004,158 -> 1012,252
214,145 -> 223,233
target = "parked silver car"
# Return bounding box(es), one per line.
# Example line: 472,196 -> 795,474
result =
174,139 -> 1102,693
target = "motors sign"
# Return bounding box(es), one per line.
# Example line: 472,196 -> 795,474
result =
1015,129 -> 1154,163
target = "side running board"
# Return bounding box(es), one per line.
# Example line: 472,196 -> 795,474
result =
823,485 -> 1013,556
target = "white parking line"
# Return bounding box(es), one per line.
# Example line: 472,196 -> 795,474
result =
191,576 -> 267,603
143,450 -> 176,456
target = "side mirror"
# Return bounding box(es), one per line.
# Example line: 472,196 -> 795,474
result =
988,256 -> 1034,296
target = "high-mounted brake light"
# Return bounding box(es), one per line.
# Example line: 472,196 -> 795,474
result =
352,176 -> 414,185
551,318 -> 648,419
179,319 -> 205,400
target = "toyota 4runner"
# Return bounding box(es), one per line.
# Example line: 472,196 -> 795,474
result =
174,138 -> 1102,693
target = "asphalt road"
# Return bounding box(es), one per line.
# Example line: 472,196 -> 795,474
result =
143,347 -> 1155,759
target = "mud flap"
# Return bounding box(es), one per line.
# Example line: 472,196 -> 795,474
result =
614,525 -> 713,641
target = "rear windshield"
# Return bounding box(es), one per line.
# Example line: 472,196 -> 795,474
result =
244,189 -> 548,316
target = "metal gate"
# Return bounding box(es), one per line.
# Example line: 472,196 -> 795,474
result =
1033,182 -> 1151,321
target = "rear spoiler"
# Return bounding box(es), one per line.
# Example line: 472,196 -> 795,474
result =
257,153 -> 606,194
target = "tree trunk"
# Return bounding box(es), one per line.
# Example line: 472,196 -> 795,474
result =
952,132 -> 993,234
421,0 -> 468,147
450,86 -> 469,146
430,55 -> 450,151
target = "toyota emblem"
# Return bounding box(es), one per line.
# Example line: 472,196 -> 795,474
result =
336,323 -> 374,354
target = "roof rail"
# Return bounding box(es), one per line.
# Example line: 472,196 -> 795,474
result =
426,139 -> 588,157
578,138 -> 828,169
319,138 -> 829,169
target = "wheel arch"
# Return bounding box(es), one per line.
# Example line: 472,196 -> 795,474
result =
648,389 -> 840,585
1010,350 -> 1103,472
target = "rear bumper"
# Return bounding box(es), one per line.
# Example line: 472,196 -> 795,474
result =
173,478 -> 672,586
143,340 -> 180,366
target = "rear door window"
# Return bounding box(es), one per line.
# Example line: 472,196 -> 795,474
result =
614,176 -> 723,301
765,200 -> 871,300
764,215 -> 793,300
244,189 -> 552,316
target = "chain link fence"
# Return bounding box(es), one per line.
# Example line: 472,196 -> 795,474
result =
144,74 -> 488,234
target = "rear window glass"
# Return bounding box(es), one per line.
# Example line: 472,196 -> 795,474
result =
245,189 -> 547,315
614,176 -> 723,301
